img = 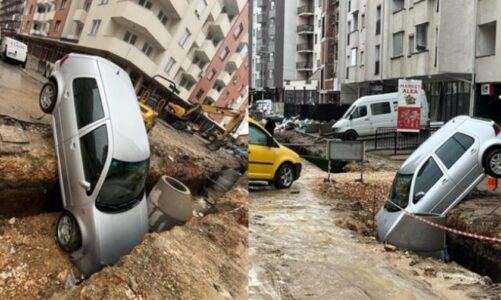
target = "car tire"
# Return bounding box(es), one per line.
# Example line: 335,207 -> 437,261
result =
274,163 -> 295,189
39,81 -> 57,114
56,211 -> 82,253
485,148 -> 501,178
345,130 -> 358,141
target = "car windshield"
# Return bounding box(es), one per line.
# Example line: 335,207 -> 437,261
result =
385,173 -> 413,212
96,158 -> 149,213
342,105 -> 356,119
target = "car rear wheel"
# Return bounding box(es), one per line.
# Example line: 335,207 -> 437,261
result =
274,163 -> 295,189
485,149 -> 501,178
56,211 -> 82,252
39,81 -> 57,114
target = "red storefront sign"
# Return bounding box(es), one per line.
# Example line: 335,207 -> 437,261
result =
397,107 -> 421,132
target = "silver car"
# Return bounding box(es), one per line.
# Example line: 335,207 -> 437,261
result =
376,116 -> 501,251
39,53 -> 150,276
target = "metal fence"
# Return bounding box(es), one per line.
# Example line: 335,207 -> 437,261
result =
366,126 -> 442,154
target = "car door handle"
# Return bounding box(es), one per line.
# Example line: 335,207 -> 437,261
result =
79,180 -> 91,191
364,118 -> 369,121
442,178 -> 449,184
470,148 -> 477,154
70,141 -> 76,150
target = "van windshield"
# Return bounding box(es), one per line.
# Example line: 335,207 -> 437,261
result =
96,158 -> 149,213
385,173 -> 413,212
342,105 -> 356,119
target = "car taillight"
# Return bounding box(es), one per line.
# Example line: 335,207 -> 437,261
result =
58,53 -> 70,66
494,124 -> 501,136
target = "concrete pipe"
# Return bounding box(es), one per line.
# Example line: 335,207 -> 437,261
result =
147,175 -> 193,232
212,169 -> 243,193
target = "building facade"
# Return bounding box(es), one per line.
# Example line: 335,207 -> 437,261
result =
318,0 -> 339,103
337,0 -> 475,122
0,0 -> 25,37
18,0 -> 248,125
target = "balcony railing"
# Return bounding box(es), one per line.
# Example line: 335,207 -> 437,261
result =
296,61 -> 313,69
297,24 -> 314,33
296,43 -> 313,51
297,5 -> 314,15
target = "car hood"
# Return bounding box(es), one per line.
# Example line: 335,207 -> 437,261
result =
332,118 -> 349,130
279,143 -> 301,163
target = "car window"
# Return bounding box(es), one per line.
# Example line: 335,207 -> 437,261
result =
371,102 -> 391,115
249,125 -> 268,146
413,157 -> 443,204
435,132 -> 474,169
352,106 -> 367,119
80,125 -> 108,195
73,78 -> 105,129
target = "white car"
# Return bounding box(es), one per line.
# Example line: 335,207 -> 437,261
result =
0,37 -> 28,68
39,53 -> 150,276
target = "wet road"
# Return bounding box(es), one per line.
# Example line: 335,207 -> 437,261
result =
249,161 -> 482,300
0,60 -> 48,124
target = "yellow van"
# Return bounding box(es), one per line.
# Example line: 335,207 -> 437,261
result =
248,118 -> 302,188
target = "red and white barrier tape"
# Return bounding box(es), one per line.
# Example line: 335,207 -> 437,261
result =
386,201 -> 501,243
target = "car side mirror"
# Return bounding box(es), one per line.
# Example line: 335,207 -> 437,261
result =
414,191 -> 425,202
79,179 -> 91,191
349,114 -> 354,120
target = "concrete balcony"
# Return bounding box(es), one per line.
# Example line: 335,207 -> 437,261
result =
226,52 -> 243,71
161,0 -> 188,21
257,0 -> 266,7
33,13 -> 42,21
257,14 -> 266,24
45,10 -> 55,20
296,43 -> 313,52
110,1 -> 172,50
216,71 -> 232,86
223,0 -> 245,17
209,12 -> 231,40
297,5 -> 314,16
72,8 -> 87,24
296,61 -> 313,70
193,31 -> 206,48
80,35 -> 157,76
183,64 -> 202,82
209,0 -> 223,20
195,39 -> 217,62
206,89 -> 220,103
297,24 -> 314,34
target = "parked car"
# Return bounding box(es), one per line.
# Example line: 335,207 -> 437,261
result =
248,117 -> 302,188
376,116 -> 501,251
332,92 -> 430,140
39,53 -> 150,276
0,36 -> 28,68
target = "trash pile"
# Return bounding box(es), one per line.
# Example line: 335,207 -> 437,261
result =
254,115 -> 337,136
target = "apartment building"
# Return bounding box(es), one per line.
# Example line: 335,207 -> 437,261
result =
318,0 -> 339,103
338,0 -> 475,122
18,0 -> 248,125
0,0 -> 25,37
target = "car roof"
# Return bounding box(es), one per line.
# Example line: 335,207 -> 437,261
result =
352,93 -> 398,106
399,116 -> 491,174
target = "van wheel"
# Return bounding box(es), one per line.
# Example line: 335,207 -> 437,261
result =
22,60 -> 27,69
345,130 -> 358,141
56,211 -> 82,252
39,81 -> 57,114
485,149 -> 501,178
274,163 -> 295,189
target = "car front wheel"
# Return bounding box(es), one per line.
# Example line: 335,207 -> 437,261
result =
56,211 -> 82,252
39,81 -> 57,114
274,163 -> 295,189
485,149 -> 501,178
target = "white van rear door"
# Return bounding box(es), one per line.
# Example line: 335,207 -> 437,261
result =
369,101 -> 394,131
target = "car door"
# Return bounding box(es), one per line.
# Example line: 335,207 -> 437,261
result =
61,77 -> 109,207
370,101 -> 393,130
350,105 -> 372,135
432,131 -> 481,214
408,156 -> 456,215
248,124 -> 277,180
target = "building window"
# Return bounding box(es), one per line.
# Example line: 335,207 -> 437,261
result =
375,45 -> 380,75
84,0 -> 92,11
207,69 -> 216,81
392,0 -> 405,13
99,0 -> 108,5
60,0 -> 68,9
195,0 -> 207,18
138,0 -> 152,9
408,34 -> 415,55
158,11 -> 168,25
416,23 -> 428,51
350,48 -> 357,66
348,0 -> 351,12
321,16 -> 325,38
178,29 -> 191,48
29,5 -> 34,14
376,5 -> 381,35
392,31 -> 404,57
220,46 -> 230,61
142,42 -> 153,57
89,20 -> 101,35
233,23 -> 244,38
353,11 -> 358,31
164,58 -> 175,75
123,31 -> 137,45
477,21 -> 497,57
361,13 -> 365,29
195,89 -> 204,100
360,50 -> 364,65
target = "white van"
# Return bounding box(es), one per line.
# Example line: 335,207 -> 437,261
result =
0,37 -> 28,68
332,92 -> 430,140
253,99 -> 273,115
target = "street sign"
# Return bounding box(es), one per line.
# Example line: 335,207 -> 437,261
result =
326,140 -> 364,161
397,79 -> 422,133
